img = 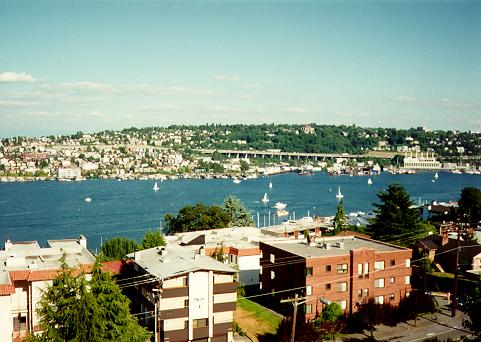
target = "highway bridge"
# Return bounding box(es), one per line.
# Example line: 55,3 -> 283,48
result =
197,149 -> 366,160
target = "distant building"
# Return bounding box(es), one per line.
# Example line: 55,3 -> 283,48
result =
403,151 -> 441,169
57,167 -> 81,180
302,125 -> 315,135
126,246 -> 238,342
0,236 -> 95,342
259,236 -> 412,320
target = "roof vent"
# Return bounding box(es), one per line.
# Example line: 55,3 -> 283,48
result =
323,243 -> 331,250
193,253 -> 200,261
337,242 -> 344,249
157,247 -> 168,256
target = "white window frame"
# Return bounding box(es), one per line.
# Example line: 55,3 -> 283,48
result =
337,282 -> 347,292
405,275 -> 410,285
271,271 -> 275,280
374,260 -> 385,271
406,259 -> 411,268
375,296 -> 384,304
375,278 -> 385,288
270,254 -> 275,263
306,285 -> 312,296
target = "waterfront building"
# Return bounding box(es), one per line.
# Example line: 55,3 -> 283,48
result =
259,235 -> 412,320
57,166 -> 81,180
126,246 -> 237,342
0,236 -> 95,342
403,151 -> 442,169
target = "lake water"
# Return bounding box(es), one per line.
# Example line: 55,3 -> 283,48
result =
1,172 -> 480,252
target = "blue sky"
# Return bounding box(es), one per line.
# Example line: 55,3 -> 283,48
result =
1,1 -> 480,137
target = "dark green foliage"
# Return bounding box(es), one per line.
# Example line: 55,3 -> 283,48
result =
459,186 -> 481,224
334,200 -> 347,234
355,298 -> 383,337
223,195 -> 255,227
461,277 -> 481,336
240,160 -> 249,173
164,204 -> 231,234
320,303 -> 344,322
100,237 -> 139,260
30,258 -> 149,342
261,312 -> 322,342
141,229 -> 166,249
368,183 -> 426,244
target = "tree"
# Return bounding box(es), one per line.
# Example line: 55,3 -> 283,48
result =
459,186 -> 481,225
320,303 -> 343,322
333,200 -> 347,234
141,229 -> 166,249
164,204 -> 231,234
355,298 -> 383,338
100,237 -> 139,261
31,259 -> 149,342
223,195 -> 255,227
240,160 -> 249,173
368,183 -> 425,243
461,277 -> 481,337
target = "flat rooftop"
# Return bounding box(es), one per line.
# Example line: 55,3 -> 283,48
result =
261,220 -> 333,236
265,236 -> 408,258
127,246 -> 236,280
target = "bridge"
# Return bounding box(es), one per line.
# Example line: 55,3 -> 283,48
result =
197,149 -> 366,160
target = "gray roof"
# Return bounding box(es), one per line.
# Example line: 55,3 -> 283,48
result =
265,236 -> 408,258
127,246 -> 236,280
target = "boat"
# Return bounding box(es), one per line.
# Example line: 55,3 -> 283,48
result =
336,186 -> 344,200
367,178 -> 373,185
298,169 -> 313,176
452,169 -> 462,174
274,202 -> 287,210
434,172 -> 439,180
277,209 -> 289,217
84,197 -> 92,202
233,179 -> 241,184
261,193 -> 269,203
153,182 -> 160,191
269,182 -> 273,189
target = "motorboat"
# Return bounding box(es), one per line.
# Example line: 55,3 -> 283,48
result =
274,202 -> 287,210
277,209 -> 289,217
84,197 -> 92,202
233,179 -> 241,184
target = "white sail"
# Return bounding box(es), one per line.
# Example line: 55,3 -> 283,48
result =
153,182 -> 159,191
367,178 -> 373,185
262,193 -> 269,203
434,172 -> 439,179
269,182 -> 273,189
336,186 -> 344,199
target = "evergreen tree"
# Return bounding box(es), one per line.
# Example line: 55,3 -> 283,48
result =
368,183 -> 425,243
461,277 -> 481,337
100,237 -> 139,260
333,200 -> 347,234
141,229 -> 166,249
459,186 -> 481,225
223,195 -> 255,227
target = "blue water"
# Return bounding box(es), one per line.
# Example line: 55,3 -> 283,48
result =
0,172 -> 480,252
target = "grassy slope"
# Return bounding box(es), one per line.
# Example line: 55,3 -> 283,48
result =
235,297 -> 282,341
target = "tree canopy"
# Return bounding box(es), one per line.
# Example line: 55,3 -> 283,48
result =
223,195 -> 255,227
141,229 -> 166,249
30,258 -> 149,342
459,186 -> 481,225
100,237 -> 139,261
333,200 -> 347,234
368,183 -> 426,244
461,277 -> 481,337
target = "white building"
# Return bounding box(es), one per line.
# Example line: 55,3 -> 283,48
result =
403,151 -> 442,169
0,236 -> 95,341
127,246 -> 237,342
57,167 -> 81,180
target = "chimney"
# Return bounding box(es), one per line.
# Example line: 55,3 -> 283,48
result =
5,239 -> 13,251
134,251 -> 141,260
79,235 -> 87,249
199,246 -> 205,255
315,227 -> 320,236
294,230 -> 299,240
441,230 -> 449,246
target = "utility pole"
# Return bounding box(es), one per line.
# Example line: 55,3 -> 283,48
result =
451,224 -> 462,317
281,293 -> 309,342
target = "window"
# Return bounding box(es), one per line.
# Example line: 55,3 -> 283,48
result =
375,296 -> 384,304
364,263 -> 369,277
325,283 -> 331,290
364,288 -> 369,297
337,282 -> 347,292
306,285 -> 312,296
259,266 -> 262,275
358,263 -> 363,278
193,318 -> 208,328
337,300 -> 347,310
390,277 -> 395,284
259,282 -> 262,290
405,276 -> 410,285
184,320 -> 189,329
183,277 -> 188,287
305,304 -> 312,314
184,299 -> 189,307
13,315 -> 27,332
305,267 -> 313,277
390,259 -> 396,266
326,265 -> 331,272
271,271 -> 275,280
374,261 -> 385,271
337,263 -> 348,274
389,294 -> 395,301
374,278 -> 385,288
357,289 -> 363,299
270,254 -> 275,263
406,259 -> 411,268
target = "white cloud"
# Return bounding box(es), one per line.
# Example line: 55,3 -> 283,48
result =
393,96 -> 416,103
213,74 -> 240,82
439,98 -> 473,109
287,107 -> 312,113
0,71 -> 36,83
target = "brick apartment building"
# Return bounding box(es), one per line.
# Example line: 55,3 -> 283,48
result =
126,245 -> 238,342
259,235 -> 412,320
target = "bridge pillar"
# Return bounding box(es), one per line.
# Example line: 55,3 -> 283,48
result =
245,153 -> 248,159
236,153 -> 239,158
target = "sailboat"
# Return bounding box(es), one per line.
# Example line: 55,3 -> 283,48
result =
336,186 -> 344,200
367,178 -> 373,185
153,182 -> 160,191
269,182 -> 273,189
262,193 -> 269,203
434,172 -> 439,180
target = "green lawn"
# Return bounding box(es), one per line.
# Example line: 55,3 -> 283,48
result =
236,297 -> 282,333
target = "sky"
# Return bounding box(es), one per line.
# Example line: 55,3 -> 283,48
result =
1,0 -> 480,137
